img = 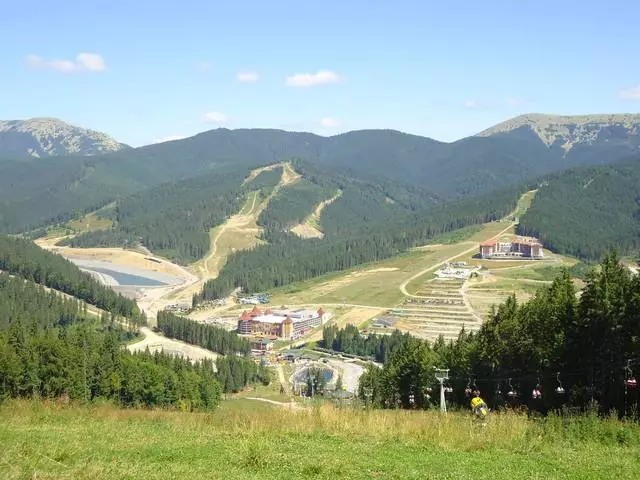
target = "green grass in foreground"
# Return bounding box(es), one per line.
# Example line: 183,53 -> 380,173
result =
1,400 -> 639,479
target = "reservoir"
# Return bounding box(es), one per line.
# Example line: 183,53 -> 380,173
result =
67,258 -> 183,287
89,267 -> 167,286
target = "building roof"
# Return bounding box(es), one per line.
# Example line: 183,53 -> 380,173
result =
513,237 -> 543,246
250,306 -> 261,316
240,310 -> 251,321
480,240 -> 497,247
317,307 -> 325,315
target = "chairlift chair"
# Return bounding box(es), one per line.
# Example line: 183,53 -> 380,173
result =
532,376 -> 542,400
465,377 -> 473,398
624,361 -> 637,389
555,372 -> 565,395
507,378 -> 519,398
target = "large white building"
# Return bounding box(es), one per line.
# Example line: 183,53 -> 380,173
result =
237,306 -> 329,340
480,237 -> 544,259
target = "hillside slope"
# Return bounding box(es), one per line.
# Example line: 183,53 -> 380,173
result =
0,117 -> 127,157
1,401 -> 638,480
518,156 -> 640,259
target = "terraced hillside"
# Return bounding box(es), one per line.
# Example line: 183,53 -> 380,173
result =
383,278 -> 481,341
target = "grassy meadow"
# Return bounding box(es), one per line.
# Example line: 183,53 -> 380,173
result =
1,400 -> 638,479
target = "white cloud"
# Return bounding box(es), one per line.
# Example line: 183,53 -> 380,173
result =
237,71 -> 259,83
197,61 -> 212,72
463,100 -> 485,109
285,70 -> 342,87
203,111 -> 230,124
153,135 -> 186,144
320,117 -> 341,127
26,53 -> 106,72
620,85 -> 640,100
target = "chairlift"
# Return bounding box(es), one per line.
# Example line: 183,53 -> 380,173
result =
465,377 -> 473,398
624,361 -> 637,390
531,376 -> 542,400
555,372 -> 565,395
507,377 -> 519,398
495,381 -> 502,397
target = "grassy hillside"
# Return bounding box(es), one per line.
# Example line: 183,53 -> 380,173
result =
518,157 -> 640,259
1,400 -> 638,479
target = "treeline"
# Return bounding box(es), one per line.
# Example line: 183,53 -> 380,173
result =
321,324 -> 415,363
518,158 -> 640,260
359,253 -> 640,416
0,274 -> 221,410
0,273 -> 93,330
0,236 -> 144,325
216,356 -> 271,393
195,183 -> 522,302
258,178 -> 336,230
156,311 -> 270,393
157,311 -> 251,355
59,166 -> 266,264
292,160 -> 439,238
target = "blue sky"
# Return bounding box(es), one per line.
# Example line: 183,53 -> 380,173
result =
1,0 -> 639,146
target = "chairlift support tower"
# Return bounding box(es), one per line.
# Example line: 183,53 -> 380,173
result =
434,367 -> 450,413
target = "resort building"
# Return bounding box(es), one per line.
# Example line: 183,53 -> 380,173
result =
237,306 -> 328,340
480,237 -> 544,259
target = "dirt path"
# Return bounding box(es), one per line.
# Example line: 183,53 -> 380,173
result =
128,327 -> 219,366
244,397 -> 302,410
291,189 -> 343,239
129,162 -> 301,352
398,190 -> 537,299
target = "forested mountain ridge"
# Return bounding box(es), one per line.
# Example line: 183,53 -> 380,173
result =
2,113 -> 639,234
518,156 -> 640,259
59,165 -> 282,264
0,117 -> 127,158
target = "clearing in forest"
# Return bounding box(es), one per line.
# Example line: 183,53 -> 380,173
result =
290,189 -> 343,239
160,162 -> 301,310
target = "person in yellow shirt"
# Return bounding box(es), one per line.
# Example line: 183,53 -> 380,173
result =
470,391 -> 488,419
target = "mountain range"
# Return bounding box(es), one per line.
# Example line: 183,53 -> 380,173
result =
0,118 -> 128,157
1,113 -> 639,261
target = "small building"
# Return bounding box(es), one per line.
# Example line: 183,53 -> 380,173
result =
251,338 -> 274,352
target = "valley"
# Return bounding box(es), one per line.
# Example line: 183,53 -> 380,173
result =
28,163 -> 578,404
4,6 -> 640,478
40,178 -> 568,351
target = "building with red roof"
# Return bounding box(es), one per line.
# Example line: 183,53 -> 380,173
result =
236,307 -> 330,340
479,237 -> 543,259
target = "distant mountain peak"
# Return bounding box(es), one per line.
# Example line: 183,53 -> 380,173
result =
477,113 -> 640,153
0,117 -> 128,157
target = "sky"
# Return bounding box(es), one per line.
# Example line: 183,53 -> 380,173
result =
1,0 -> 639,146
